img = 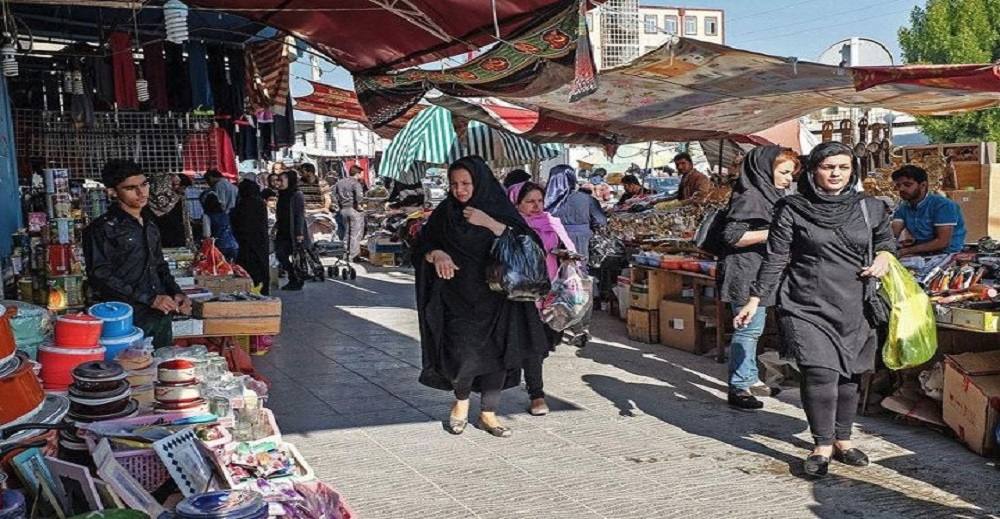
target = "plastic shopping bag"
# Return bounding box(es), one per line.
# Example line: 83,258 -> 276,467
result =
487,231 -> 551,302
541,259 -> 593,331
880,255 -> 937,370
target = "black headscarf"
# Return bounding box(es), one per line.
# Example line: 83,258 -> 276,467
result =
727,145 -> 788,223
422,156 -> 535,262
782,141 -> 864,229
502,169 -> 531,188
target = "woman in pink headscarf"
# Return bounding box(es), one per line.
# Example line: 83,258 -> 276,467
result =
507,181 -> 576,416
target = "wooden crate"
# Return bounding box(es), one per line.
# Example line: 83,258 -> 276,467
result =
627,308 -> 659,344
195,276 -> 254,296
202,316 -> 281,336
194,299 -> 282,319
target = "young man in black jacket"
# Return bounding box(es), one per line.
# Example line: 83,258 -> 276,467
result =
84,159 -> 192,348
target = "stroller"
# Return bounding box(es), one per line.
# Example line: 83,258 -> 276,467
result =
306,212 -> 356,280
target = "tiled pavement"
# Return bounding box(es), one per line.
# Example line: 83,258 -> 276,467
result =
256,267 -> 1000,518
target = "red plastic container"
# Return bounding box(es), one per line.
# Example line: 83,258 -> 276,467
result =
0,306 -> 16,364
38,344 -> 106,391
54,314 -> 104,348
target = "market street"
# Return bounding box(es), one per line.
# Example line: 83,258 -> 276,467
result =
257,268 -> 1000,519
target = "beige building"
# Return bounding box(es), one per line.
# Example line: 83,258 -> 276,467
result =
588,2 -> 725,69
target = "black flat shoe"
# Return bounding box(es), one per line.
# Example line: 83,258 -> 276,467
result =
728,391 -> 763,410
803,455 -> 830,478
833,448 -> 869,467
445,417 -> 467,435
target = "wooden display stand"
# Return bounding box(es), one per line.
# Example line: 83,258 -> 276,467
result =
628,266 -> 725,358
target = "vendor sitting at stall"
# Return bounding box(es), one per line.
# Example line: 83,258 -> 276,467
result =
615,174 -> 654,207
84,159 -> 192,348
674,152 -> 712,204
891,165 -> 967,256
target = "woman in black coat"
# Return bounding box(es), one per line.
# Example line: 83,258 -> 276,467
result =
232,179 -> 270,295
274,170 -> 308,291
415,156 -> 548,438
735,141 -> 895,478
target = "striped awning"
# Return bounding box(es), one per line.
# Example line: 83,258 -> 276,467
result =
380,105 -> 562,184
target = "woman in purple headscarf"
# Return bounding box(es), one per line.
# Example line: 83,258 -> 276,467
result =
507,181 -> 575,416
544,165 -> 607,266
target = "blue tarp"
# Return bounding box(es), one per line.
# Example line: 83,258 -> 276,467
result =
0,76 -> 20,258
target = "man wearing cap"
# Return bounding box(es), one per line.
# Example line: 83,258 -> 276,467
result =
84,159 -> 191,348
673,152 -> 712,203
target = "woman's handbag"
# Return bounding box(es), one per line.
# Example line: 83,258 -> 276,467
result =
693,206 -> 729,256
859,200 -> 891,328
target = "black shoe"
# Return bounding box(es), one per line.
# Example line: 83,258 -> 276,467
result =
728,391 -> 763,410
750,383 -> 782,398
833,448 -> 869,467
281,282 -> 303,291
803,455 -> 830,478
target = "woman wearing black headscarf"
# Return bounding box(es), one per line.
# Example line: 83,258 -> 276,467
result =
232,179 -> 270,295
415,156 -> 549,438
735,142 -> 895,478
719,146 -> 798,410
274,170 -> 308,291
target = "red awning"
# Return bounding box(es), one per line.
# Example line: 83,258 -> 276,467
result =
188,0 -> 580,73
853,64 -> 1000,92
294,81 -> 425,138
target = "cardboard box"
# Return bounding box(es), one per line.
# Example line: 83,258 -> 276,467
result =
949,307 -> 1000,333
369,252 -> 399,267
659,300 -> 698,353
627,308 -> 659,343
942,350 -> 1000,455
194,299 -> 282,319
629,285 -> 657,310
952,161 -> 983,189
195,276 -> 254,296
202,316 -> 281,336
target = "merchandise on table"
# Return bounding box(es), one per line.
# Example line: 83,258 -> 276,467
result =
88,302 -> 136,338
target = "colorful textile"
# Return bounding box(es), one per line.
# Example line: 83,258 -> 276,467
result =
294,81 -> 425,139
245,38 -> 292,112
569,0 -> 597,102
354,2 -> 582,129
109,32 -> 138,109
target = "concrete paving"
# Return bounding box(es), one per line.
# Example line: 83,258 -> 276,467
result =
256,267 -> 1000,519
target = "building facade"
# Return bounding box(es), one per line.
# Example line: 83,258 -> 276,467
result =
588,2 -> 725,69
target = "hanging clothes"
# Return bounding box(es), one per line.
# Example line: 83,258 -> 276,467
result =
244,38 -> 290,112
164,43 -> 191,112
226,48 -> 246,117
0,76 -> 21,258
109,32 -> 138,109
272,92 -> 295,149
234,115 -> 258,161
142,42 -> 169,111
91,54 -> 115,109
182,127 -> 238,180
187,42 -> 214,109
207,45 -> 236,117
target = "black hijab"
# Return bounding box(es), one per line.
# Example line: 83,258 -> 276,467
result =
782,141 -> 864,229
423,156 -> 535,263
727,145 -> 787,223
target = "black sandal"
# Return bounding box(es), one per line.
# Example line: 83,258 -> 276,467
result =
833,447 -> 869,467
445,417 -> 467,435
803,455 -> 830,478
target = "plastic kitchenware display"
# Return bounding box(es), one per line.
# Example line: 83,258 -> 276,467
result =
54,314 -> 104,348
38,345 -> 106,391
98,327 -> 144,361
0,353 -> 46,428
87,302 -> 134,338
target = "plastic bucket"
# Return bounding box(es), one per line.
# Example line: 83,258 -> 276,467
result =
54,314 -> 103,348
99,327 -> 144,361
38,345 -> 106,391
88,302 -> 135,339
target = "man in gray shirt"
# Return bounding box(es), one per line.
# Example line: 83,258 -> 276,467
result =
205,169 -> 238,212
335,165 -> 366,261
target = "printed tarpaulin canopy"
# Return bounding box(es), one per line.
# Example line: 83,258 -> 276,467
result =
293,81 -> 426,139
503,38 -> 1000,142
188,0 -> 583,73
380,105 -> 562,184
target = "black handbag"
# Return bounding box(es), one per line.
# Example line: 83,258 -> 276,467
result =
693,206 -> 729,256
859,200 -> 890,328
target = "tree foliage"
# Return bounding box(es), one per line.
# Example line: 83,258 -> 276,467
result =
898,0 -> 1000,143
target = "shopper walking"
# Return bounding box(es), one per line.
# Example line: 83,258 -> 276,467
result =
507,181 -> 576,416
545,165 -> 607,264
545,165 -> 606,347
275,169 -> 308,291
719,146 -> 799,410
232,179 -> 270,295
734,141 -> 895,478
334,165 -> 366,262
415,156 -> 549,438
200,190 -> 239,262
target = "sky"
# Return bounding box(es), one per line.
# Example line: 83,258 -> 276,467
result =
290,0 -> 927,119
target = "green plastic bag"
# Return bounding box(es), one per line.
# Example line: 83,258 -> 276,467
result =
880,255 -> 938,370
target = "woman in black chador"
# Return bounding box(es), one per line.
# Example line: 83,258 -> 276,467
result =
735,141 -> 895,478
415,156 -> 548,438
231,179 -> 270,295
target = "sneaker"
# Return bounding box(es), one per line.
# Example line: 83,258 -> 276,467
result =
728,391 -> 763,410
750,381 -> 781,397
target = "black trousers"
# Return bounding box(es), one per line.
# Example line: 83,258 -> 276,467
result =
133,305 -> 173,349
800,366 -> 861,446
453,370 -> 506,412
274,239 -> 300,285
523,354 -> 545,400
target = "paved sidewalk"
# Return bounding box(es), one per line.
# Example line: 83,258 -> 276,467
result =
256,268 -> 1000,519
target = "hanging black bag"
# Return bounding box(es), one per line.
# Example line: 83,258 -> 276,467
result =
693,206 -> 730,256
